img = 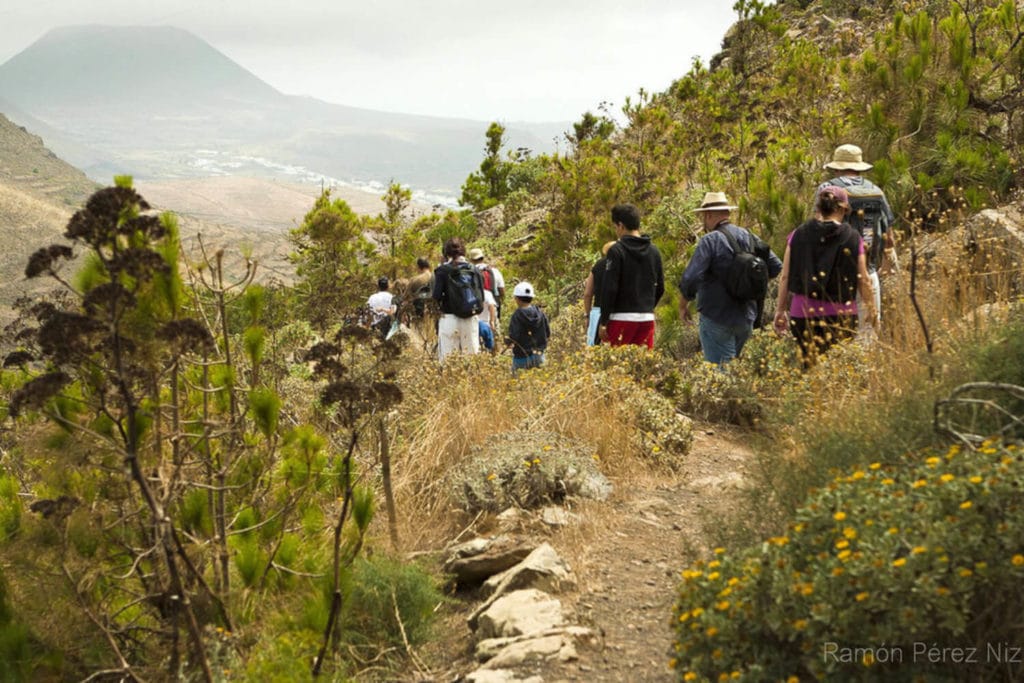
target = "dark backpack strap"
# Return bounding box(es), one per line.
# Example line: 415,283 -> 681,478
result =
715,225 -> 747,254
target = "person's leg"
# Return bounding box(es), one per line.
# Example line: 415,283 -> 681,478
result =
587,308 -> 601,346
733,323 -> 753,358
437,315 -> 458,362
698,317 -> 738,364
857,270 -> 882,327
456,316 -> 480,355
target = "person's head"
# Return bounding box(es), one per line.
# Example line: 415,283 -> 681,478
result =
468,247 -> 486,264
513,281 -> 535,305
377,276 -> 389,291
824,144 -> 872,176
816,185 -> 850,220
601,240 -> 617,256
416,257 -> 431,270
693,191 -> 738,228
443,237 -> 466,260
611,204 -> 641,234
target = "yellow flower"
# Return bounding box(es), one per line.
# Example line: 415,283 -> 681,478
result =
940,473 -> 955,483
888,526 -> 899,534
708,571 -> 721,581
869,462 -> 881,470
706,626 -> 719,637
793,522 -> 805,533
926,456 -> 941,466
787,677 -> 800,683
684,673 -> 698,682
716,600 -> 731,611
851,470 -> 866,480
893,558 -> 907,567
727,577 -> 740,587
835,539 -> 850,549
960,501 -> 973,509
1012,554 -> 1024,567
959,568 -> 974,578
832,567 -> 845,577
542,445 -> 554,451
793,619 -> 808,631
855,591 -> 869,602
834,511 -> 847,521
487,472 -> 497,481
936,586 -> 950,596
975,561 -> 988,570
718,587 -> 732,598
770,536 -> 790,546
714,547 -> 726,554
881,478 -> 895,485
678,611 -> 690,623
970,475 -> 983,484
912,479 -> 927,489
708,560 -> 722,568
912,546 -> 927,555
843,527 -> 858,540
838,550 -> 852,561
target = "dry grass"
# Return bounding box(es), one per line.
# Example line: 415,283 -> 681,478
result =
386,348 -> 678,551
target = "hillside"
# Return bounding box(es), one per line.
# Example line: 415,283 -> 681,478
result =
0,25 -> 567,195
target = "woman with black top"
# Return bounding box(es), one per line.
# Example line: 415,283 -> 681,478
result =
583,241 -> 617,346
773,185 -> 878,366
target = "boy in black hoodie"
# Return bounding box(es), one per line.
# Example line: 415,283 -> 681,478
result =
506,281 -> 550,372
598,203 -> 665,348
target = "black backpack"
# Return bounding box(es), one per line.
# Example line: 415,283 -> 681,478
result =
845,185 -> 887,271
716,226 -> 769,302
444,262 -> 485,318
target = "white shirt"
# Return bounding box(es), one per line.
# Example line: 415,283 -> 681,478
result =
367,291 -> 395,323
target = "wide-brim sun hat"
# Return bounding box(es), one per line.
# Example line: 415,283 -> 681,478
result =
693,191 -> 739,212
513,281 -> 535,298
824,144 -> 873,171
468,247 -> 485,261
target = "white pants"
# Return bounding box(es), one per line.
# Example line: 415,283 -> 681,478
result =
437,314 -> 480,362
857,270 -> 882,326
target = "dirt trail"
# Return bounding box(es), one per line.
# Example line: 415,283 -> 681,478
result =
539,426 -> 755,682
425,425 -> 756,682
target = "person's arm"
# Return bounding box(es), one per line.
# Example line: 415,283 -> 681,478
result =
772,245 -> 792,336
856,251 -> 879,326
598,248 -> 621,330
583,272 -> 595,316
431,266 -> 445,301
654,252 -> 665,305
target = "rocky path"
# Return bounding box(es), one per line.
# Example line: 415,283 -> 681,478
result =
426,425 -> 757,683
539,427 -> 754,682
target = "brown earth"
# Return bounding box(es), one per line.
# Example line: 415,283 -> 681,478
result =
417,425 -> 756,682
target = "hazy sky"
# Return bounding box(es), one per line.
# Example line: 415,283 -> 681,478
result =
0,0 -> 738,123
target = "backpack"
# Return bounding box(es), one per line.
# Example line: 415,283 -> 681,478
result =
479,265 -> 499,297
716,226 -> 769,302
844,184 -> 887,271
444,263 -> 485,318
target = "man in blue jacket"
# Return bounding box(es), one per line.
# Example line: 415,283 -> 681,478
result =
679,192 -> 782,365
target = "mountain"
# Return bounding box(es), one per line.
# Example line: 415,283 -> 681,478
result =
0,25 -> 568,197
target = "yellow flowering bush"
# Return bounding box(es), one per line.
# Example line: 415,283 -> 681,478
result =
672,441 -> 1024,681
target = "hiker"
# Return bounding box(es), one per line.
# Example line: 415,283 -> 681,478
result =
773,185 -> 878,366
583,241 -> 616,346
679,192 -> 782,365
818,144 -> 896,329
407,257 -> 434,318
366,276 -> 396,340
478,287 -> 499,354
506,281 -> 550,372
598,204 -> 665,348
432,237 -> 485,362
469,247 -> 506,318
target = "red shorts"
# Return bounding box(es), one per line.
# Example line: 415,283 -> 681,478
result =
607,320 -> 655,349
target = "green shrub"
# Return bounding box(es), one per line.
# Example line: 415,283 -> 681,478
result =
672,440 -> 1024,681
0,475 -> 21,540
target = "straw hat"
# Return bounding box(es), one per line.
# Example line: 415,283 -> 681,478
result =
693,191 -> 738,212
468,248 -> 485,261
824,144 -> 873,171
